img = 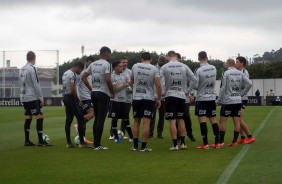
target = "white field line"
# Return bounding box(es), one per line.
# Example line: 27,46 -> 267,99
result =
216,107 -> 277,184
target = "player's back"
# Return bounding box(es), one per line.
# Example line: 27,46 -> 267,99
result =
19,63 -> 41,102
86,59 -> 111,96
76,70 -> 92,101
132,62 -> 158,101
221,67 -> 244,104
62,69 -> 76,96
160,61 -> 190,100
195,63 -> 217,101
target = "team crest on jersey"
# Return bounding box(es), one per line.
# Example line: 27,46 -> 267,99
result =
199,110 -> 206,115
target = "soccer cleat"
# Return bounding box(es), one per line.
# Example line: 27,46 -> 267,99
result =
187,134 -> 196,142
93,146 -> 109,151
180,144 -> 187,150
129,139 -> 133,143
228,142 -> 238,147
79,143 -> 89,148
243,137 -> 255,144
197,144 -> 210,149
237,138 -> 246,144
109,136 -> 115,140
24,141 -> 36,146
140,147 -> 152,152
210,144 -> 222,149
123,136 -> 128,140
115,139 -> 122,143
169,145 -> 179,151
66,142 -> 76,148
130,147 -> 138,151
38,142 -> 53,147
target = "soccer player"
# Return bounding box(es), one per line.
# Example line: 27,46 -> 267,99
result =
149,55 -> 166,139
62,62 -> 88,148
131,52 -> 162,152
109,61 -> 133,143
176,53 -> 196,142
82,46 -> 114,150
76,56 -> 95,140
160,51 -> 197,151
235,56 -> 255,144
19,51 -> 52,147
193,51 -> 219,149
217,59 -> 252,147
119,56 -> 133,140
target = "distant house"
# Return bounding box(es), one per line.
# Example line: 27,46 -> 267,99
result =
0,67 -> 55,98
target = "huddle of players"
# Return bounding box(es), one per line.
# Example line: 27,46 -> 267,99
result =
20,48 -> 255,151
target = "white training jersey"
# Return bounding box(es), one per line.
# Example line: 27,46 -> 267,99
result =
19,63 -> 43,102
77,69 -> 92,101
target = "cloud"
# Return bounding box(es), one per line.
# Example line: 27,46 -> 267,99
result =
0,0 -> 281,67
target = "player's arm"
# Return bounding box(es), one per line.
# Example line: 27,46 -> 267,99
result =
241,74 -> 252,97
154,68 -> 162,108
70,75 -> 80,101
217,72 -> 226,104
193,69 -> 200,90
82,71 -> 92,91
30,68 -> 44,105
106,73 -> 114,98
186,67 -> 197,92
159,67 -> 166,96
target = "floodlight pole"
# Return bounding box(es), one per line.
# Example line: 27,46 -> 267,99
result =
2,51 -> 5,98
56,50 -> 60,96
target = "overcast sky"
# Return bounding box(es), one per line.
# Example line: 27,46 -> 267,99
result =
1,0 -> 282,67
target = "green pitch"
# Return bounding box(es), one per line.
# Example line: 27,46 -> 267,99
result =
0,106 -> 282,184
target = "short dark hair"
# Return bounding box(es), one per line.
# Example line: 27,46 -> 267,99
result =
100,46 -> 111,55
141,52 -> 151,60
73,62 -> 84,69
167,50 -> 176,57
198,51 -> 207,61
112,60 -> 121,69
176,53 -> 181,60
236,56 -> 247,66
86,56 -> 95,63
120,56 -> 128,60
26,51 -> 36,62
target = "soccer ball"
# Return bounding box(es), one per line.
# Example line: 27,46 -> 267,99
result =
74,135 -> 80,145
42,134 -> 50,144
126,86 -> 133,92
117,130 -> 124,140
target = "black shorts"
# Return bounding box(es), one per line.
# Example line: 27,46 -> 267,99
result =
220,104 -> 241,117
132,100 -> 155,119
195,100 -> 216,117
241,100 -> 248,109
125,103 -> 131,115
81,100 -> 93,114
109,101 -> 129,119
165,97 -> 185,120
22,100 -> 43,116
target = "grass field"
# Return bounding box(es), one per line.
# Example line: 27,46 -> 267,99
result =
0,106 -> 282,184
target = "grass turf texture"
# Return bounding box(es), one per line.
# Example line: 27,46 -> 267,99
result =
0,106 -> 281,184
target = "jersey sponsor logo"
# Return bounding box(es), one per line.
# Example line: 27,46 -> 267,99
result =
144,110 -> 152,116
137,72 -> 149,76
138,80 -> 147,86
93,77 -> 101,82
168,65 -> 182,68
231,93 -> 241,97
203,68 -> 215,72
172,80 -> 182,85
136,88 -> 146,94
170,87 -> 182,91
205,74 -> 216,78
170,72 -> 182,75
137,66 -> 152,70
232,87 -> 240,92
199,110 -> 206,115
